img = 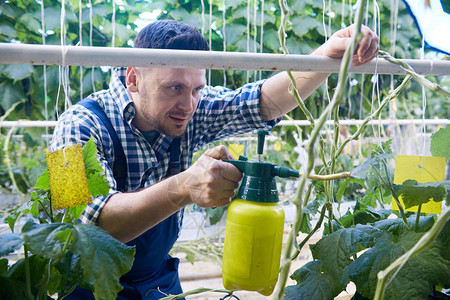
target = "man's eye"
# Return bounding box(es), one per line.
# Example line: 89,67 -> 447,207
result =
171,85 -> 180,91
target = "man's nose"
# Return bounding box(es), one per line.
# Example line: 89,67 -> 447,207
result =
177,93 -> 195,112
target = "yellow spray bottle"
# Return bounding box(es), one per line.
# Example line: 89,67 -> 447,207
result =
222,130 -> 299,296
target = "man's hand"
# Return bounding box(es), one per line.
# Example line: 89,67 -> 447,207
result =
170,145 -> 243,208
320,24 -> 379,66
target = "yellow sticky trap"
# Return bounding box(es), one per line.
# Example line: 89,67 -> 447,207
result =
46,144 -> 92,210
274,141 -> 282,152
228,143 -> 244,159
392,155 -> 446,214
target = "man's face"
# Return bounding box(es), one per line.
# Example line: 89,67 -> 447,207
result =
127,67 -> 206,137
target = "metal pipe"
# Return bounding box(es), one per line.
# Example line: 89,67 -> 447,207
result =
1,119 -> 447,128
1,43 -> 449,75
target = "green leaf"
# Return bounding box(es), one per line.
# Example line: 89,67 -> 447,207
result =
82,137 -> 104,174
344,231 -> 450,300
373,215 -> 435,236
336,178 -> 351,203
18,13 -> 41,34
68,205 -> 88,223
21,223 -> 74,261
437,219 -> 450,261
0,24 -> 16,38
0,259 -> 8,275
310,225 -> 384,288
34,169 -> 50,191
291,15 -> 320,37
5,254 -> 49,295
0,234 -> 24,257
205,206 -> 227,225
430,125 -> 450,159
303,198 -> 325,215
3,65 -> 35,82
350,150 -> 395,191
51,251 -> 83,294
394,180 -> 448,209
71,224 -> 135,300
82,137 -> 109,198
285,261 -> 341,300
87,172 -> 109,198
339,200 -> 392,228
0,82 -> 26,111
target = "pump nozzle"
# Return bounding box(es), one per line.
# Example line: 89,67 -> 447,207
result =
256,130 -> 269,162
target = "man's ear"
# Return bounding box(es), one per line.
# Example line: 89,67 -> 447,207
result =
126,67 -> 138,93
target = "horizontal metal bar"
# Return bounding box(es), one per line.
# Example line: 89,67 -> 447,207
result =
1,43 -> 449,75
279,119 -> 450,126
1,119 -> 447,128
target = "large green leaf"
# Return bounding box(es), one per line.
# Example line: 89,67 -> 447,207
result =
373,215 -> 435,236
72,224 -> 135,300
21,222 -> 74,260
344,231 -> 450,300
82,137 -> 104,174
0,82 -> 27,111
18,13 -> 41,34
82,137 -> 109,198
285,261 -> 341,300
0,234 -> 24,257
430,125 -> 450,159
310,225 -> 384,288
0,259 -> 7,275
86,172 -> 110,198
394,180 -> 448,209
339,200 -> 392,228
291,15 -> 320,37
0,24 -> 16,38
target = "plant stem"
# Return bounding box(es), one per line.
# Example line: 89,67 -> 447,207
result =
300,171 -> 352,181
24,245 -> 33,300
3,126 -> 26,197
374,209 -> 450,300
62,231 -> 73,254
378,50 -> 450,98
37,199 -> 53,221
291,203 -> 327,260
414,200 -> 423,232
159,288 -> 234,300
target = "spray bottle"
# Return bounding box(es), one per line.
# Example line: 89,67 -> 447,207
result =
222,130 -> 299,296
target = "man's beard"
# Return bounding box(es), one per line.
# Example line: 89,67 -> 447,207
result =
143,112 -> 187,138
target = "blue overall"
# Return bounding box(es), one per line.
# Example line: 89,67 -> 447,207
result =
65,99 -> 184,299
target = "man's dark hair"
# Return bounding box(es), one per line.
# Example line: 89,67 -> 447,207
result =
134,20 -> 210,51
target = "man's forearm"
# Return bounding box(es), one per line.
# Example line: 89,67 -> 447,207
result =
259,46 -> 330,121
97,174 -> 188,243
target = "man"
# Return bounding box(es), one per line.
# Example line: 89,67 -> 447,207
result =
51,20 -> 378,299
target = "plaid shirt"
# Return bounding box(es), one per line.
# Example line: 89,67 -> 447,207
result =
51,67 -> 280,225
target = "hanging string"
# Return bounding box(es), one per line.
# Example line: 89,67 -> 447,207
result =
321,0 -> 331,113
111,0 -> 116,78
389,0 -> 399,91
89,0 -> 95,92
56,0 -> 71,121
259,0 -> 264,81
208,0 -> 212,85
222,0 -> 227,86
79,0 -> 83,101
200,0 -> 205,35
253,0 -> 258,80
246,0 -> 250,82
369,0 -> 382,147
40,0 -> 49,147
420,36 -> 427,156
